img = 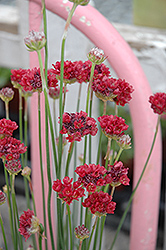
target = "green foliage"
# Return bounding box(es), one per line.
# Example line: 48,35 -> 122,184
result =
0,67 -> 11,87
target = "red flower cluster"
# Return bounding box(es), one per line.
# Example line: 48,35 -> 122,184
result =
149,92 -> 166,115
11,68 -> 58,92
52,176 -> 85,205
75,163 -> 107,192
51,60 -> 110,84
0,136 -> 27,161
82,191 -> 116,217
0,118 -> 18,138
92,76 -> 134,105
106,161 -> 130,187
98,115 -> 129,140
19,209 -> 40,241
60,111 -> 98,142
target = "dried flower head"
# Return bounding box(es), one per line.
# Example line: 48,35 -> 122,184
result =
87,47 -> 107,65
149,92 -> 166,115
19,209 -> 40,241
0,190 -> 6,205
60,111 -> 98,142
0,87 -> 14,103
5,159 -> 22,175
24,30 -> 46,52
98,115 -> 129,140
74,224 -> 90,240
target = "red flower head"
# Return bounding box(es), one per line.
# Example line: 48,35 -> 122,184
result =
98,115 -> 129,140
75,163 -> 107,192
149,92 -> 166,115
0,119 -> 18,138
20,68 -> 42,92
112,78 -> 134,106
82,191 -> 116,217
11,68 -> 27,89
19,209 -> 40,241
105,161 -> 130,187
60,111 -> 98,143
0,136 -> 27,161
52,176 -> 85,205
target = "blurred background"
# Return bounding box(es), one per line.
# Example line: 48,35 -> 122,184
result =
0,0 -> 165,249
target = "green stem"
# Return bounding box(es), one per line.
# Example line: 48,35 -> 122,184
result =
3,166 -> 15,249
59,2 -> 78,176
96,130 -> 102,164
114,147 -> 123,162
53,99 -> 58,138
38,92 -> 48,250
86,63 -> 95,114
11,175 -> 18,250
87,216 -> 98,250
19,89 -> 31,209
76,83 -> 82,112
109,116 -> 160,250
98,216 -> 106,250
5,102 -> 9,119
0,213 -> 8,250
24,97 -> 28,165
92,217 -> 100,250
65,142 -> 74,176
44,90 -> 55,250
67,205 -> 73,250
41,0 -> 48,80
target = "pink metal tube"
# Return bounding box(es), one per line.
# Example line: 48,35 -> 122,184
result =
29,1 -> 162,249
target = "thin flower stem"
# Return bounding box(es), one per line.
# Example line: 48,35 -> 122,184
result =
105,138 -> 111,160
110,186 -> 115,197
11,175 -> 18,250
3,166 -> 16,249
79,240 -> 83,250
98,216 -> 106,250
0,213 -> 8,250
65,142 -> 74,176
24,97 -> 28,166
59,2 -> 78,175
44,91 -> 55,250
92,217 -> 100,250
109,116 -> 160,250
115,104 -> 118,116
38,92 -> 47,249
96,130 -> 102,164
67,205 -> 73,250
77,83 -> 82,112
87,216 -> 98,250
86,63 -> 95,114
114,147 -> 123,162
19,89 -> 31,209
5,102 -> 9,119
56,199 -> 65,250
62,82 -> 67,113
103,100 -> 107,115
53,99 -> 58,138
41,0 -> 48,80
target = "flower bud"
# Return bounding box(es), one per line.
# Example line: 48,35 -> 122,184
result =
0,87 -> 14,103
24,30 -> 46,52
0,190 -> 6,205
87,47 -> 107,65
117,134 -> 131,149
74,224 -> 90,240
68,0 -> 90,6
22,166 -> 31,178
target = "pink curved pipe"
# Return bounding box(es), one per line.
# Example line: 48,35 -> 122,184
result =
29,1 -> 162,249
